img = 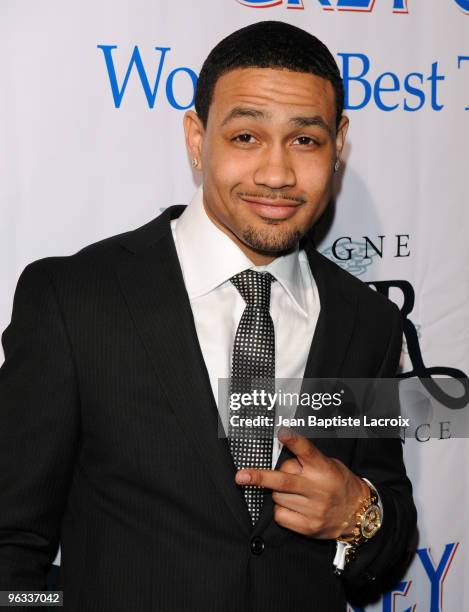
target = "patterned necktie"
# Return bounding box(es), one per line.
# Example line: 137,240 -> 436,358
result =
228,269 -> 276,524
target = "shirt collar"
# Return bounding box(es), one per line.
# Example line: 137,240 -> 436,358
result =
174,186 -> 308,318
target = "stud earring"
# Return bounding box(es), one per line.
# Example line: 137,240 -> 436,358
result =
334,159 -> 341,172
191,158 -> 199,168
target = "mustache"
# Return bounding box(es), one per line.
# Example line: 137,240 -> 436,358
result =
236,191 -> 307,204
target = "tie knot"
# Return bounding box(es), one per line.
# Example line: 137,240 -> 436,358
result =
230,269 -> 275,310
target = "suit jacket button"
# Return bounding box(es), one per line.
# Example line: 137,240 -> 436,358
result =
250,536 -> 265,555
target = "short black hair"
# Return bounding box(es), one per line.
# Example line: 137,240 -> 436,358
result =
195,21 -> 344,130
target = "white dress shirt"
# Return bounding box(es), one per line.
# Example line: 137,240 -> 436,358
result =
170,186 -> 377,571
171,186 -> 320,466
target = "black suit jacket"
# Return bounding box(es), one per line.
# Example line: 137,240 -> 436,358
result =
0,206 -> 416,611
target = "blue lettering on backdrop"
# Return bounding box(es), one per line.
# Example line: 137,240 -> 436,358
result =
374,72 -> 400,111
339,54 -> 445,111
347,543 -> 459,611
237,0 -> 332,7
428,62 -> 445,110
349,581 -> 413,612
97,47 -> 455,112
334,0 -> 408,7
236,0 -> 283,7
417,543 -> 459,612
336,0 -> 374,9
334,0 -> 407,8
238,0 -> 469,11
239,0 -> 408,9
98,46 -> 170,108
286,0 -> 334,7
457,56 -> 469,109
403,73 -> 425,111
339,53 -> 371,110
165,67 -> 197,110
453,0 -> 469,11
97,45 -> 197,110
382,581 -> 413,612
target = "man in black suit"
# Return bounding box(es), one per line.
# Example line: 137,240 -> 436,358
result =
0,21 -> 416,611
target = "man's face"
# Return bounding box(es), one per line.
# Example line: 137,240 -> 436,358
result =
184,67 -> 348,263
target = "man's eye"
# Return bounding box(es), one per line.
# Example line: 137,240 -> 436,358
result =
293,136 -> 318,146
232,133 -> 256,144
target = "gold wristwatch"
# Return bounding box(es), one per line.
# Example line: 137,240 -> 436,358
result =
337,481 -> 382,564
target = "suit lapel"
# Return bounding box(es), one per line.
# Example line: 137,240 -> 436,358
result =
255,235 -> 358,535
115,209 -> 358,537
116,207 -> 252,535
300,237 -> 358,380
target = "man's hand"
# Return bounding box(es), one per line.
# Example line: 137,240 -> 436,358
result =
234,427 -> 370,539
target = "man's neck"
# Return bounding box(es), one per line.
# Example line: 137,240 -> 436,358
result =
202,201 -> 295,266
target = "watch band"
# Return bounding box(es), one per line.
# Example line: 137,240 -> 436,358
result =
333,478 -> 383,573
362,477 -> 383,521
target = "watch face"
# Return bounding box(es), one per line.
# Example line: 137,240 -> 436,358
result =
361,504 -> 382,539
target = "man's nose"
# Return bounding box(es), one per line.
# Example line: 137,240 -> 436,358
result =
253,145 -> 296,189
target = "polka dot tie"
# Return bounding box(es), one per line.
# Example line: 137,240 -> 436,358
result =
229,269 -> 276,525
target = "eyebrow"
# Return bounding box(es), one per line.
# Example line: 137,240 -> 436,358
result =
221,106 -> 270,126
289,115 -> 334,137
221,106 -> 333,137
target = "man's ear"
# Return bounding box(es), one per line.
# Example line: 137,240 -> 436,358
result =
183,110 -> 205,170
335,115 -> 349,159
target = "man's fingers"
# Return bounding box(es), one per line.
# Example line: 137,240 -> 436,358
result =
279,457 -> 302,475
271,491 -> 313,515
235,468 -> 304,494
273,504 -> 315,537
278,427 -> 325,466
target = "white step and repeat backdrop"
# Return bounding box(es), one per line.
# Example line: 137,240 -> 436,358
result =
1,1 -> 468,610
